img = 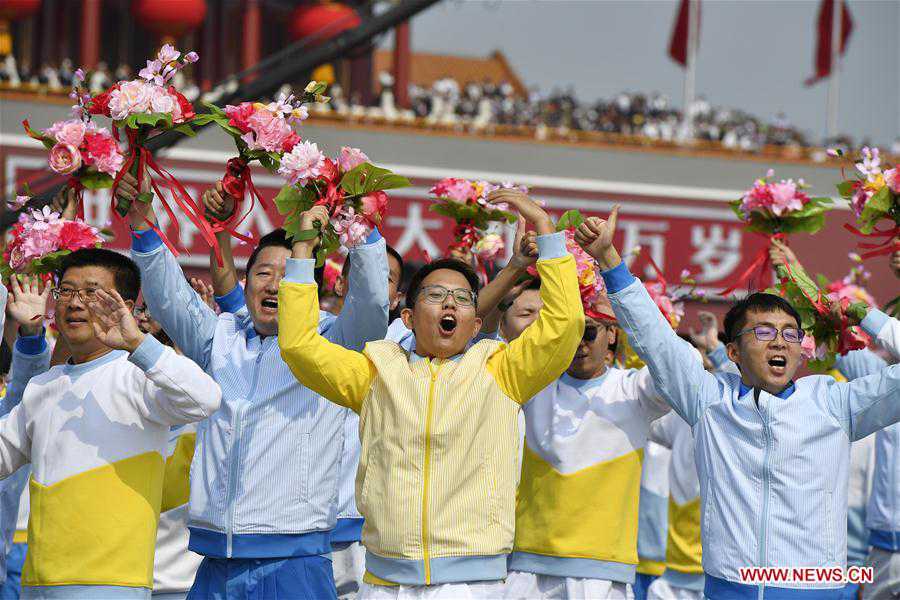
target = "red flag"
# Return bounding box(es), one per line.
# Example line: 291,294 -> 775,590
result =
669,0 -> 700,66
806,0 -> 853,85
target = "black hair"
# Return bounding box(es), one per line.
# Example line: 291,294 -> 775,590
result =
405,258 -> 481,310
247,228 -> 325,288
247,229 -> 292,273
723,292 -> 802,344
57,248 -> 141,302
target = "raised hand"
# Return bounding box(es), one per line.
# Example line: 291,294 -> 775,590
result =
689,311 -> 720,352
508,217 -> 538,270
203,181 -> 236,221
50,187 -> 79,220
7,276 -> 51,336
486,189 -> 553,235
292,205 -> 331,259
118,170 -> 154,228
574,206 -> 621,269
87,289 -> 145,352
769,238 -> 799,270
190,277 -> 218,312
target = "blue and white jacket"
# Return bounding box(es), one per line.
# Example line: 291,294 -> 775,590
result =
604,262 -> 900,598
836,348 -> 900,552
131,228 -> 388,559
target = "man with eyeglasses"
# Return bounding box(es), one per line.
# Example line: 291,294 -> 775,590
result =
574,215 -> 900,599
277,189 -> 584,598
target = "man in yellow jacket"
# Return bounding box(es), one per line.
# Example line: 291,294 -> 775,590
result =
278,190 -> 584,599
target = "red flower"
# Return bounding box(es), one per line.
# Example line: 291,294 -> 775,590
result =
360,191 -> 387,220
225,102 -> 255,132
318,158 -> 339,184
57,221 -> 101,251
88,85 -> 117,117
281,132 -> 301,153
169,87 -> 196,121
82,132 -> 117,162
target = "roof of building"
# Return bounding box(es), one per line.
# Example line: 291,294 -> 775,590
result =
372,49 -> 527,96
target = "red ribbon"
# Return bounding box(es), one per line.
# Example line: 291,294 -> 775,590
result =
66,176 -> 85,220
719,233 -> 786,297
111,130 -> 222,265
843,222 -> 900,259
208,157 -> 265,246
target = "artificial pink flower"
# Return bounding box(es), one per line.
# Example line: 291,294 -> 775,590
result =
51,119 -> 87,147
244,109 -> 293,152
473,232 -> 504,261
278,140 -> 325,185
149,85 -> 176,114
430,178 -> 474,203
108,80 -> 152,120
360,191 -> 388,220
82,130 -> 124,176
281,132 -> 301,153
157,44 -> 181,65
800,333 -> 817,360
333,209 -> 370,248
883,168 -> 900,194
225,103 -> 255,132
851,187 -> 872,218
57,221 -> 102,251
768,181 -> 805,216
48,143 -> 82,175
338,146 -> 369,172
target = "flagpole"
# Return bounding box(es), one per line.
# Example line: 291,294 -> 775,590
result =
682,0 -> 699,140
826,0 -> 842,139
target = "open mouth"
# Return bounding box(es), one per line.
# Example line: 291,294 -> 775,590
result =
261,298 -> 278,310
768,355 -> 787,373
438,314 -> 457,336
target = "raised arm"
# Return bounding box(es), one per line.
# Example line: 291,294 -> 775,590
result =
485,190 -> 584,404
830,310 -> 900,440
121,171 -> 219,369
477,219 -> 537,334
576,214 -> 722,426
278,207 -> 377,413
87,289 -> 222,426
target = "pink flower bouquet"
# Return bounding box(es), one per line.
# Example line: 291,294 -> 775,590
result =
429,178 -> 522,260
273,146 -> 409,265
2,205 -> 104,279
191,82 -> 329,236
732,169 -> 833,235
22,68 -> 125,213
833,146 -> 900,258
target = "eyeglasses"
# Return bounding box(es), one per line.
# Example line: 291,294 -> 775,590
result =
734,325 -> 804,344
417,285 -> 476,307
52,287 -> 99,303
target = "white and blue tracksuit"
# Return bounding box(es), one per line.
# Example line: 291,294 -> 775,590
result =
131,228 -> 388,599
603,261 -> 900,599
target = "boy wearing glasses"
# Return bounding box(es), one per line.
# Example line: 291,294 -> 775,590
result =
575,215 -> 900,599
0,249 -> 221,599
505,281 -> 671,600
277,190 -> 584,598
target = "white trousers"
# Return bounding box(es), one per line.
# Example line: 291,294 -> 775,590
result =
333,542 -> 367,599
504,571 -> 633,600
360,580 -> 506,599
646,578 -> 703,600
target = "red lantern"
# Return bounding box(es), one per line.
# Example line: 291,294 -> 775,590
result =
288,2 -> 361,43
133,0 -> 207,39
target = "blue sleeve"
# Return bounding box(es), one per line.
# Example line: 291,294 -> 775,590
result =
321,237 -> 389,350
0,283 -> 7,337
215,284 -> 246,314
536,231 -> 567,260
131,229 -> 218,371
0,335 -> 51,419
606,265 -> 724,426
0,466 -> 28,569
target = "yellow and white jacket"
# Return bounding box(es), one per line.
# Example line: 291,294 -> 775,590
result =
509,365 -> 670,582
0,336 -> 221,594
278,233 -> 583,586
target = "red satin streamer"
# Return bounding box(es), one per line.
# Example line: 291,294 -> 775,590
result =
210,157 -> 263,246
448,220 -> 489,284
843,222 -> 900,259
66,176 -> 85,220
719,233 -> 786,297
111,130 -> 223,265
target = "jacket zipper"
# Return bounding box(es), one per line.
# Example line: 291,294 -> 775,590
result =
758,395 -> 771,600
226,346 -> 264,557
422,360 -> 441,584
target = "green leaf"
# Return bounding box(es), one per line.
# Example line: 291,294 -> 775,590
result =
556,210 -> 585,231
124,112 -> 174,130
857,185 -> 894,233
836,181 -> 855,198
173,124 -> 197,137
201,101 -> 227,117
79,171 -> 114,190
274,185 -> 304,215
815,273 -> 831,289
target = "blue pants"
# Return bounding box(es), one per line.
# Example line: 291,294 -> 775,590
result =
632,573 -> 658,600
841,582 -> 860,600
187,555 -> 336,600
1,543 -> 26,600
